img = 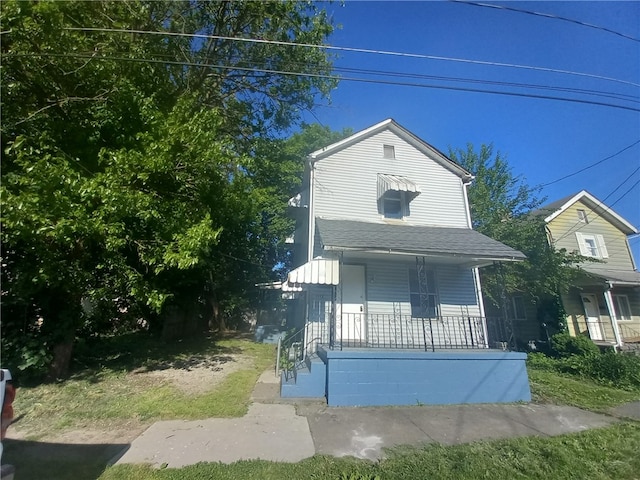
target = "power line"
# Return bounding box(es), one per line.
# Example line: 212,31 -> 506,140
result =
64,27 -> 640,88
8,52 -> 640,113
451,1 -> 640,43
541,140 -> 640,187
554,168 -> 640,244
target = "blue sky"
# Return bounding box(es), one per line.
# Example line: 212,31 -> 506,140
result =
302,1 -> 640,261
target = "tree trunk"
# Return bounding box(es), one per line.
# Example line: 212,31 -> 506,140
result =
47,337 -> 74,380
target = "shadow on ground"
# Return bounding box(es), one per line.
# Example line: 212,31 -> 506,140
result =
2,437 -> 128,480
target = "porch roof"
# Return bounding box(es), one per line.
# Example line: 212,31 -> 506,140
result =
580,265 -> 640,286
316,218 -> 526,265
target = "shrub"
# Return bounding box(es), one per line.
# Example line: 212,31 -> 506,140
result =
550,332 -> 600,358
578,351 -> 640,390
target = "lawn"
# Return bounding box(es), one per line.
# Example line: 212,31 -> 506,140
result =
99,422 -> 640,480
2,332 -> 275,480
5,337 -> 640,480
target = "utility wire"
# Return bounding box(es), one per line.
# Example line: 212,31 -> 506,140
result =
554,168 -> 640,244
64,27 -> 640,88
541,140 -> 640,187
451,1 -> 640,43
8,52 -> 640,113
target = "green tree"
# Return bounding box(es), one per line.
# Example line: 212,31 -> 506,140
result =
449,144 -> 582,330
1,0 -> 336,378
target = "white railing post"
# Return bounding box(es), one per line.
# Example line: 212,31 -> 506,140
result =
275,336 -> 281,377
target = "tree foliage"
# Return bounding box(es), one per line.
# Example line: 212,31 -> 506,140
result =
1,0 -> 337,378
449,144 -> 582,328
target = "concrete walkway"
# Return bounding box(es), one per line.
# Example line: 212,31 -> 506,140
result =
114,369 -> 625,467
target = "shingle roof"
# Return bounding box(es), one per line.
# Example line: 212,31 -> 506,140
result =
316,218 -> 526,262
580,265 -> 640,286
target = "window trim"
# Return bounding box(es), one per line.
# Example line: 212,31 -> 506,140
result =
575,232 -> 609,259
613,294 -> 632,321
408,268 -> 439,319
382,190 -> 405,219
510,296 -> 527,321
383,144 -> 395,159
577,209 -> 588,223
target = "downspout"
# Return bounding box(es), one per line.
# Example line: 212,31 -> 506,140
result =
603,285 -> 623,350
307,157 -> 316,263
463,180 -> 489,347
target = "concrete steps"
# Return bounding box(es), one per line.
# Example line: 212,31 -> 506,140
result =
280,356 -> 326,398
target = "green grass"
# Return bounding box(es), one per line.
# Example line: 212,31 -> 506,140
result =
527,364 -> 640,412
99,423 -> 640,480
11,334 -> 274,440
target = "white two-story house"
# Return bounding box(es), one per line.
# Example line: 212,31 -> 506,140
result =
279,119 -> 531,406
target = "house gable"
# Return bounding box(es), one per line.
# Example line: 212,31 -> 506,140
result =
543,192 -> 638,272
310,120 -> 472,228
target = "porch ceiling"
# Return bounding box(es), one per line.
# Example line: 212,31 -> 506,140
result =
316,218 -> 526,266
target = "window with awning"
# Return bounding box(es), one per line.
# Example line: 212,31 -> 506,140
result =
377,174 -> 421,219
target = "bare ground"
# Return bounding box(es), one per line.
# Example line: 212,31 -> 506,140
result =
7,349 -> 253,446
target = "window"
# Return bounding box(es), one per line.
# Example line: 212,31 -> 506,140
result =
408,268 -> 439,318
577,209 -> 588,223
511,296 -> 527,320
575,233 -> 609,258
613,295 -> 632,321
382,190 -> 404,219
383,144 -> 395,159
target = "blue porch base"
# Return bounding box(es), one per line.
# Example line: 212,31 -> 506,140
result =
281,356 -> 327,398
317,346 -> 531,407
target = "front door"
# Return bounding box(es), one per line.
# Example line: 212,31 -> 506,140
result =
337,265 -> 366,344
581,294 -> 603,341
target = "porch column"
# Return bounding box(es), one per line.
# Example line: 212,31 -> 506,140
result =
603,288 -> 623,348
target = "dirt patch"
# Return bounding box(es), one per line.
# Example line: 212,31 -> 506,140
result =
139,354 -> 253,395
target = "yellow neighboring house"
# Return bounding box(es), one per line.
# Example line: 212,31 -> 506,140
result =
541,190 -> 640,349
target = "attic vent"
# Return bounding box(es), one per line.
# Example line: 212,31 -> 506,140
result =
383,145 -> 395,159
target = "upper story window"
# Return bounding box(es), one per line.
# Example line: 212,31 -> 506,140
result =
577,209 -> 588,223
575,232 -> 609,259
383,190 -> 404,218
377,174 -> 421,220
383,145 -> 395,159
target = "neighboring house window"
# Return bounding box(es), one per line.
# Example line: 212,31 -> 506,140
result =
577,209 -> 588,223
575,233 -> 609,258
408,268 -> 439,318
510,296 -> 527,321
383,190 -> 404,219
383,144 -> 395,159
613,295 -> 632,321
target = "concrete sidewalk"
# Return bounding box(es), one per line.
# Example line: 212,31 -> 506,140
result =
114,369 -> 622,467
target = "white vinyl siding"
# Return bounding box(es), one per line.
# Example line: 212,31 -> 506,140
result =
313,129 -> 469,227
364,259 -> 480,317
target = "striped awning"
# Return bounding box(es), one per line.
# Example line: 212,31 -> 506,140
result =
377,173 -> 421,200
286,258 -> 339,288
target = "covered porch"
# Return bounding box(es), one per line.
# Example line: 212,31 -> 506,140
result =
277,220 -> 530,406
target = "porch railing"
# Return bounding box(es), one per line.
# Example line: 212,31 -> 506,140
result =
324,314 -> 514,352
619,323 -> 640,343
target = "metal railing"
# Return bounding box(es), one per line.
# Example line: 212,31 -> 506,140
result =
277,321 -> 329,381
619,323 -> 640,343
331,314 -> 515,351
